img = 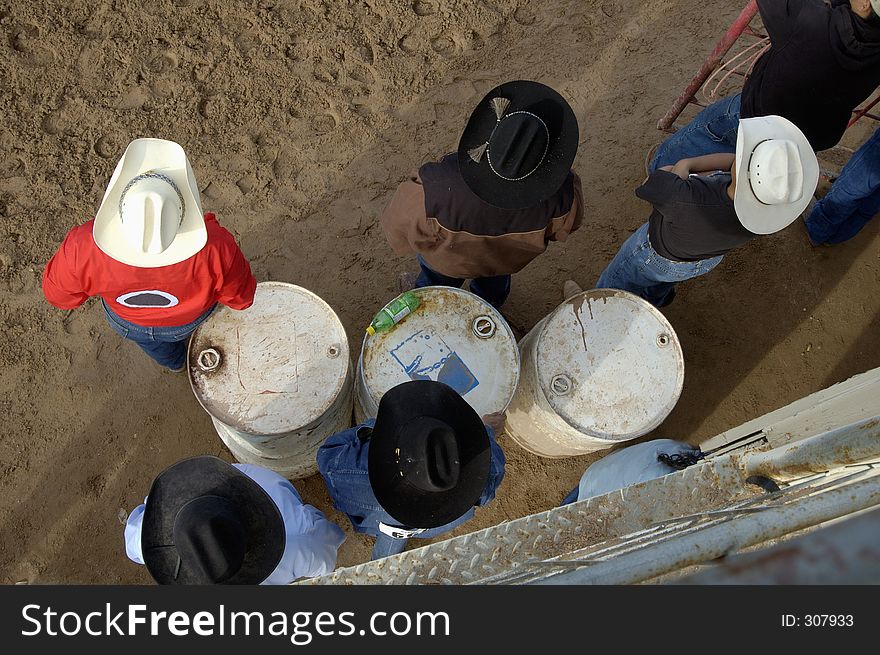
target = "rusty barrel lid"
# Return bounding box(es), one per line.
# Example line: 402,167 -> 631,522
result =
536,288 -> 684,440
359,286 -> 519,416
188,281 -> 350,435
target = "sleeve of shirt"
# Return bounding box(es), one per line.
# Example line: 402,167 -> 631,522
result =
476,426 -> 506,507
215,229 -> 257,310
756,0 -> 806,44
124,502 -> 147,565
635,169 -> 684,208
283,504 -> 346,580
547,172 -> 584,242
42,230 -> 90,309
380,172 -> 442,256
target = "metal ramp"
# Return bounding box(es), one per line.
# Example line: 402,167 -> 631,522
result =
301,368 -> 880,585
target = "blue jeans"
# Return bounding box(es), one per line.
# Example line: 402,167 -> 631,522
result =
416,256 -> 511,308
102,301 -> 216,370
561,486 -> 579,506
650,94 -> 741,172
596,223 -> 724,307
372,534 -> 409,559
805,128 -> 880,245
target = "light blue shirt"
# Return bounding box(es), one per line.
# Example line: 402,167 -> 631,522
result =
124,463 -> 345,584
577,439 -> 701,501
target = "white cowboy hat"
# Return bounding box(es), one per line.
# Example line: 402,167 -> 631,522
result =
734,116 -> 819,235
93,138 -> 207,267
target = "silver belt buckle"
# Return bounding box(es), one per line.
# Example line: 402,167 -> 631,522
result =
378,522 -> 425,539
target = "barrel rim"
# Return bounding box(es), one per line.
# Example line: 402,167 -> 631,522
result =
188,281 -> 351,435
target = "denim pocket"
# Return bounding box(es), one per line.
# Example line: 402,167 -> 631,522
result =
705,116 -> 736,143
645,250 -> 701,281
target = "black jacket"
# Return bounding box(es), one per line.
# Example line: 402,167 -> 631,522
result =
741,0 -> 880,151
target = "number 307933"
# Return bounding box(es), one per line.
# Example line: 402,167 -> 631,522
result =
781,614 -> 854,627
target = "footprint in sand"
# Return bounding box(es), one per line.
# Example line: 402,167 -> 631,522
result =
0,157 -> 26,179
347,61 -> 377,86
147,51 -> 178,74
42,107 -> 75,136
313,61 -> 340,84
10,22 -> 55,65
398,33 -> 420,55
469,30 -> 486,50
430,34 -> 458,56
311,113 -> 340,135
513,6 -> 538,26
412,0 -> 438,16
600,1 -> 622,18
94,134 -> 122,159
235,30 -> 263,55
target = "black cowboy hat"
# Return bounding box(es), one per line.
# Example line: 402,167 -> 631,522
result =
141,456 -> 284,585
368,380 -> 491,529
457,80 -> 579,210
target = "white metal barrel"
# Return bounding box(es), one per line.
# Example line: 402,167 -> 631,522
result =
355,286 -> 519,422
188,281 -> 353,479
506,288 -> 684,457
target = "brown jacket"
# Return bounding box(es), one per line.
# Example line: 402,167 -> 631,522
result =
381,154 -> 583,279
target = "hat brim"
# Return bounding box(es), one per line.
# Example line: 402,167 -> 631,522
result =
368,381 -> 490,529
734,116 -> 819,235
93,139 -> 207,267
458,80 -> 579,210
142,456 -> 284,585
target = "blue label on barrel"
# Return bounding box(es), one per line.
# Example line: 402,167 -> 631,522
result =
390,329 -> 479,396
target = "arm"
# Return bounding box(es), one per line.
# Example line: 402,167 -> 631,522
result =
635,169 -> 686,205
283,505 -> 346,580
670,153 -> 736,179
42,232 -> 90,309
756,0 -> 808,44
215,236 -> 257,310
548,172 -> 584,242
380,172 -> 437,256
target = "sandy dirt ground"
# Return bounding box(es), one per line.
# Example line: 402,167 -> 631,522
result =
1,0 -> 878,584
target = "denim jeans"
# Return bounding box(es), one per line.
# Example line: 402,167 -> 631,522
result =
805,128 -> 880,245
596,223 -> 723,307
416,256 -> 511,308
649,94 -> 741,172
560,486 -> 579,506
102,301 -> 216,370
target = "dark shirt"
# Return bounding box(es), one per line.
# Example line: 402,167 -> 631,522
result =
741,0 -> 880,151
381,154 -> 583,278
641,170 -> 754,262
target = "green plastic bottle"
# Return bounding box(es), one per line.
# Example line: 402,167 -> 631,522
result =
366,292 -> 420,335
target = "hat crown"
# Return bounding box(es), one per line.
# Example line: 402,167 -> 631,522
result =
172,496 -> 247,584
488,112 -> 549,180
398,418 -> 461,493
749,139 -> 804,205
119,174 -> 184,255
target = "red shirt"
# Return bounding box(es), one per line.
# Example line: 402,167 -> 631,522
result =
43,213 -> 257,326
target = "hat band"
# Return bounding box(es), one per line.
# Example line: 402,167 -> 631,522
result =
746,139 -> 772,207
118,171 -> 186,227
486,111 -> 550,182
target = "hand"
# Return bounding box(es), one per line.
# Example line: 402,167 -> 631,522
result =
670,159 -> 692,179
482,412 -> 506,433
658,165 -> 674,173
